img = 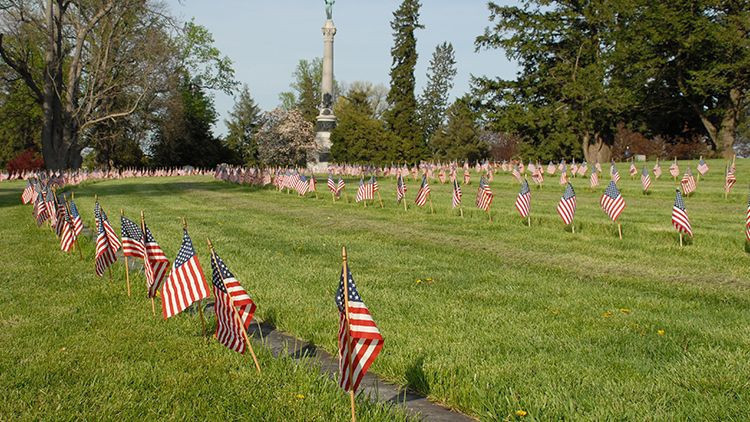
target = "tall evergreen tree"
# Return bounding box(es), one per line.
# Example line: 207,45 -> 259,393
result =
150,74 -> 227,167
330,88 -> 398,165
430,96 -> 488,162
384,0 -> 424,162
224,85 -> 262,165
419,42 -> 457,144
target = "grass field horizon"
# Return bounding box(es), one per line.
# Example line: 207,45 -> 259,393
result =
3,158 -> 749,420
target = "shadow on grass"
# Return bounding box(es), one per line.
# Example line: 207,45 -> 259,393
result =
404,355 -> 430,396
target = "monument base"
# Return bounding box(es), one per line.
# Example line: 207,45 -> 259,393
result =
310,130 -> 332,173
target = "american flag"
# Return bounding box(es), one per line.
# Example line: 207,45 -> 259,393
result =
336,261 -> 382,393
745,193 -> 750,242
641,167 -> 652,192
142,222 -> 170,298
590,169 -> 600,188
724,166 -> 736,193
296,174 -> 309,195
94,206 -> 118,277
629,161 -> 638,177
337,177 -> 346,196
697,158 -> 709,175
438,169 -> 446,184
308,174 -> 317,192
559,165 -> 568,185
653,161 -> 662,179
95,202 -> 122,254
681,167 -> 696,195
672,189 -> 693,237
476,176 -> 493,211
452,178 -> 462,208
44,187 -> 57,227
531,167 -> 544,186
600,181 -> 626,222
162,229 -> 208,319
556,183 -> 577,225
327,173 -> 336,193
21,180 -> 34,204
570,161 -> 579,177
34,191 -> 49,226
463,169 -> 471,185
669,160 -> 680,178
577,162 -> 588,177
210,249 -> 255,353
69,199 -> 83,236
610,162 -> 621,184
59,207 -> 76,253
54,195 -> 66,237
396,173 -> 406,203
355,177 -> 374,202
595,161 -> 603,174
547,161 -> 556,175
515,179 -> 531,218
121,215 -> 145,259
415,174 -> 430,207
511,165 -> 522,183
370,175 -> 379,192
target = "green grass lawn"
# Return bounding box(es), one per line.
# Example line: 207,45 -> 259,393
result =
2,158 -> 750,420
0,182 -> 410,421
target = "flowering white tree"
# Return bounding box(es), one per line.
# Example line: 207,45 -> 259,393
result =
256,108 -> 316,167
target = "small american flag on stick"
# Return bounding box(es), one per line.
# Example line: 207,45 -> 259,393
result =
336,248 -> 383,395
476,176 -> 494,212
672,189 -> 693,237
724,166 -> 736,194
681,167 -> 696,195
745,192 -> 750,242
515,179 -> 531,219
396,173 -> 406,203
121,215 -> 145,259
140,217 -> 169,298
415,174 -> 430,207
697,157 -> 709,175
590,169 -> 599,189
556,183 -> 577,227
210,248 -> 256,353
94,205 -> 118,277
610,162 -> 621,184
600,181 -> 626,222
452,178 -> 462,208
162,228 -> 207,318
69,199 -> 83,237
641,167 -> 651,192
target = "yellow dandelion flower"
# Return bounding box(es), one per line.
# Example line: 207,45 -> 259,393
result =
296,393 -> 305,400
602,311 -> 613,318
657,329 -> 665,336
619,308 -> 631,314
515,409 -> 528,417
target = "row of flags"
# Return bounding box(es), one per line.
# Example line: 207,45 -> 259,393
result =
223,166 -> 749,244
20,176 -> 382,415
7,166 -> 213,185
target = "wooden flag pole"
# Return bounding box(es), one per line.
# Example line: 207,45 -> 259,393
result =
183,217 -> 207,338
332,190 -> 336,203
679,232 -> 683,247
403,197 -> 408,211
141,210 -> 156,317
459,205 -> 464,218
527,215 -> 531,227
486,209 -> 492,222
428,194 -> 434,214
617,222 -> 622,240
208,238 -> 261,373
341,246 -> 357,422
377,190 -> 384,208
572,223 -> 575,234
120,209 -> 131,297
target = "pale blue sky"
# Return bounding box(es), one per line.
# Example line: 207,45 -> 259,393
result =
167,0 -> 518,134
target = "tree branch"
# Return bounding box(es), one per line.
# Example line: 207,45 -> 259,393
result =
0,33 -> 43,103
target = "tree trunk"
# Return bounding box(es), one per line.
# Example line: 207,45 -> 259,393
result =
583,131 -> 611,163
41,0 -> 67,170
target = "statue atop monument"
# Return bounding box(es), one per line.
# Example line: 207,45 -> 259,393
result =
325,0 -> 334,20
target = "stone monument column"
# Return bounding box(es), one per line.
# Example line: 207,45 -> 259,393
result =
312,8 -> 337,171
